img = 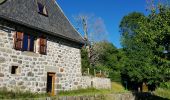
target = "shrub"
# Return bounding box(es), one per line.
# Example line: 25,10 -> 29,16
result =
160,82 -> 170,89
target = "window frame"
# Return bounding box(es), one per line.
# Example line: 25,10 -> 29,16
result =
39,36 -> 47,55
37,2 -> 48,17
22,33 -> 36,52
14,32 -> 24,50
11,66 -> 18,75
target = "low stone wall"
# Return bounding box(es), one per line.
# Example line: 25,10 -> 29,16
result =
82,76 -> 111,89
54,93 -> 156,100
3,93 -> 161,100
3,94 -> 134,100
104,93 -> 135,100
58,94 -> 135,100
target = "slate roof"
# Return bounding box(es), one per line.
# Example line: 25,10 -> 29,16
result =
0,0 -> 85,44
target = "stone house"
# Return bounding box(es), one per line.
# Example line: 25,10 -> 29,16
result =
0,0 -> 85,95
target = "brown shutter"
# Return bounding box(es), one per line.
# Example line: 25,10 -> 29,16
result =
39,37 -> 47,54
14,32 -> 24,50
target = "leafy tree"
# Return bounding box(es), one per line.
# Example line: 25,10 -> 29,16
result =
81,48 -> 90,75
81,40 -> 124,82
120,5 -> 170,91
89,41 -> 124,81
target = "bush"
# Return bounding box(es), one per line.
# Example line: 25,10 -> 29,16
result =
160,82 -> 170,89
109,71 -> 121,82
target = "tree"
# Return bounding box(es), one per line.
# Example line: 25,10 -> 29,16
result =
120,5 -> 170,90
89,41 -> 124,81
73,14 -> 108,42
74,14 -> 110,75
81,48 -> 90,75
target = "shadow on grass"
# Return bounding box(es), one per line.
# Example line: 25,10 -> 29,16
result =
133,92 -> 169,100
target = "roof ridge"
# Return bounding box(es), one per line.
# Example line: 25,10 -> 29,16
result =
54,1 -> 85,42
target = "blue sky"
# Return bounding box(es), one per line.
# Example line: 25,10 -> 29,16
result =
57,0 -> 149,48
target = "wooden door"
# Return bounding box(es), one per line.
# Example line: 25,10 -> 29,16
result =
47,72 -> 55,96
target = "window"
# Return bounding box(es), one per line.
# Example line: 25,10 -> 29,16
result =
14,32 -> 36,52
0,0 -> 7,5
39,37 -> 47,55
11,66 -> 18,74
37,2 -> 48,16
14,32 -> 24,50
23,33 -> 35,52
13,32 -> 47,55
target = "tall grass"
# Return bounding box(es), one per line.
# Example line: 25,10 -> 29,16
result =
154,88 -> 170,99
0,82 -> 128,99
59,88 -> 111,96
59,82 -> 128,96
111,82 -> 128,93
0,88 -> 48,99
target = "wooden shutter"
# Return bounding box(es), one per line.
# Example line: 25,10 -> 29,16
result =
39,37 -> 47,54
14,32 -> 24,50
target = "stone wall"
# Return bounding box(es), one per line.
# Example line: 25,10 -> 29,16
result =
2,93 -> 136,100
0,26 -> 83,93
2,92 -> 165,100
82,76 -> 111,89
58,93 -> 162,100
0,26 -> 111,94
2,93 -> 165,100
58,94 -> 135,100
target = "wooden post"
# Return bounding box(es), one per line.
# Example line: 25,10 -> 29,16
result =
87,68 -> 89,75
100,70 -> 102,77
94,69 -> 96,77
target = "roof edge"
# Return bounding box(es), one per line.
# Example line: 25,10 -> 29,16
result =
54,1 -> 85,43
0,15 -> 85,45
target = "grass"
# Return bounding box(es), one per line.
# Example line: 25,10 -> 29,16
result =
154,88 -> 170,99
111,82 -> 128,93
59,88 -> 110,96
0,82 -> 128,99
0,88 -> 49,99
59,82 -> 128,96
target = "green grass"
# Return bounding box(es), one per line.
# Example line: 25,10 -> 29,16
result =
59,82 -> 128,96
0,88 -> 49,99
0,82 -> 128,99
154,88 -> 170,99
111,82 -> 128,93
59,88 -> 111,96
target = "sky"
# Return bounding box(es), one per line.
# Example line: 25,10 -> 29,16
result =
57,0 -> 149,48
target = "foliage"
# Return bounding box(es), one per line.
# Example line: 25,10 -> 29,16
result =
81,48 -> 90,75
120,5 -> 170,90
91,41 -> 118,69
77,14 -> 124,80
160,82 -> 170,89
80,2 -> 170,91
81,41 -> 125,81
109,71 -> 122,82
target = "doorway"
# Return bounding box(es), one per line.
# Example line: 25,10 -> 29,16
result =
47,72 -> 55,96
